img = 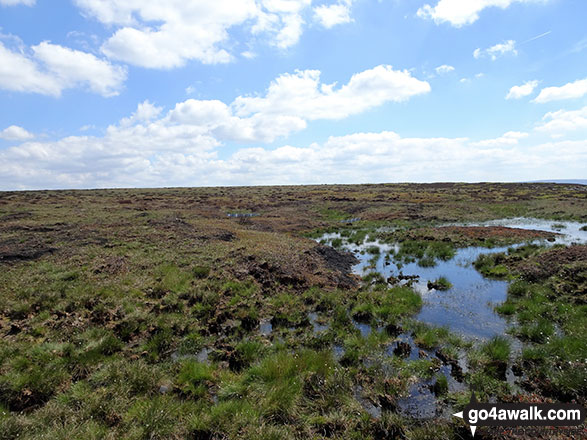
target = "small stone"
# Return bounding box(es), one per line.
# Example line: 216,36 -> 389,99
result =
158,385 -> 169,394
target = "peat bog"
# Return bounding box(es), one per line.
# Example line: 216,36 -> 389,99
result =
0,183 -> 586,439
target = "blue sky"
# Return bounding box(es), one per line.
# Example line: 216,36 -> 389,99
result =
0,0 -> 585,190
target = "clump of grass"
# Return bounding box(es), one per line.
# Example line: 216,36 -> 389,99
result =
125,396 -> 189,439
433,374 -> 448,396
0,344 -> 69,411
474,253 -> 510,279
494,300 -> 516,315
551,223 -> 566,230
351,287 -> 422,326
517,319 -> 554,343
349,229 -> 368,245
467,371 -> 510,400
240,350 -> 341,422
193,265 -> 210,279
482,336 -> 510,362
394,240 -> 455,268
351,303 -> 373,323
155,263 -> 193,294
361,271 -> 386,286
176,360 -> 215,399
417,255 -> 435,267
224,280 -> 257,299
233,339 -> 266,370
427,276 -> 452,291
331,238 -> 343,248
366,245 -> 380,255
508,279 -> 529,297
143,327 -> 174,361
411,322 -> 450,349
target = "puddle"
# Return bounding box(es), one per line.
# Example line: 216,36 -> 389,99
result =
308,312 -> 329,333
171,347 -> 210,363
317,218 -> 586,418
320,218 -> 586,341
259,319 -> 273,336
226,213 -> 259,218
333,344 -> 345,360
354,385 -> 382,418
352,319 -> 373,338
463,218 -> 587,246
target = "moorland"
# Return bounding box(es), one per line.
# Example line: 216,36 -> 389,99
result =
0,182 -> 585,439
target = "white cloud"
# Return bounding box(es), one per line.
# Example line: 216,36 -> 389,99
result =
32,42 -> 127,97
314,1 -> 353,28
232,65 -> 430,121
474,40 -> 517,60
0,0 -> 35,6
75,0 -> 315,68
470,131 -> 528,147
0,125 -> 34,141
417,0 -> 545,27
535,106 -> 587,134
119,100 -> 163,127
0,41 -> 127,97
0,64 -> 437,189
533,78 -> 587,103
135,65 -> 429,144
0,42 -> 61,95
59,64 -> 424,149
3,125 -> 585,189
241,50 -> 256,59
506,80 -> 538,100
435,64 -> 455,74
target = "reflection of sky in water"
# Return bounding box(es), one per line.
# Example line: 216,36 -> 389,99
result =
458,218 -> 587,245
320,219 -> 586,341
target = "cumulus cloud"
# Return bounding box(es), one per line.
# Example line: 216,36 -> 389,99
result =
506,80 -> 538,99
474,40 -> 517,60
0,125 -> 34,141
435,64 -> 455,74
0,42 -> 61,95
0,41 -> 127,97
231,65 -> 431,121
470,131 -> 528,147
3,125 -> 585,189
535,106 -> 587,134
75,0 -> 317,68
110,65 -> 428,144
314,1 -> 353,28
0,0 -> 35,6
417,0 -> 544,27
533,78 -> 587,103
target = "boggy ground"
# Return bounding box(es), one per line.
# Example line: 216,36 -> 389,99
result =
0,183 -> 586,439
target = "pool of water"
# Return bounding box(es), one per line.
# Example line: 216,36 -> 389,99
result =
317,218 -> 586,418
324,218 -> 586,342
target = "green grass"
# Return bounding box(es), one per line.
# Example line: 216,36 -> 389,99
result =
474,253 -> 511,279
193,265 -> 211,279
433,374 -> 448,396
1,184 -> 585,438
410,322 -> 451,349
482,336 -> 510,362
176,360 -> 215,399
427,276 -> 452,291
394,240 -> 455,268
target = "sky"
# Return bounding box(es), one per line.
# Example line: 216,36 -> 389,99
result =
0,0 -> 586,190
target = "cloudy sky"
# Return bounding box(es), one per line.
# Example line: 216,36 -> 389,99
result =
0,0 -> 586,190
